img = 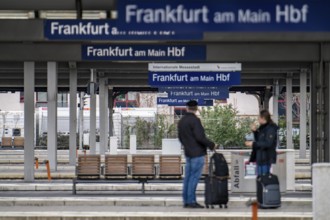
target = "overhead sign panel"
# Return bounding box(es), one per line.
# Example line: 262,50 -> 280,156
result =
158,87 -> 229,99
44,20 -> 202,40
149,63 -> 241,72
118,0 -> 330,32
148,63 -> 241,86
157,98 -> 213,106
82,45 -> 206,61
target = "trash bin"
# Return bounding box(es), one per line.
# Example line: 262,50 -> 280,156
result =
231,149 -> 295,193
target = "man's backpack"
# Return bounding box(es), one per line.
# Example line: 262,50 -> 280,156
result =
210,152 -> 229,177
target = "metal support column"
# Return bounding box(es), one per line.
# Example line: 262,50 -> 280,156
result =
273,80 -> 279,124
69,67 -> 77,165
286,74 -> 293,149
47,62 -> 58,171
311,63 -> 319,164
99,77 -> 107,155
105,83 -> 109,151
78,92 -> 84,150
89,69 -> 97,154
325,62 -> 330,162
263,87 -> 272,110
299,70 -> 308,159
24,62 -> 35,182
108,88 -> 114,138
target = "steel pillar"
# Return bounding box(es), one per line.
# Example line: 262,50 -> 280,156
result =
105,83 -> 109,151
311,61 -> 327,163
24,62 -> 35,182
299,70 -> 308,159
69,67 -> 77,165
89,69 -> 97,154
325,62 -> 330,162
99,77 -> 107,155
47,62 -> 58,171
78,92 -> 84,150
108,88 -> 114,138
273,80 -> 279,124
286,75 -> 293,149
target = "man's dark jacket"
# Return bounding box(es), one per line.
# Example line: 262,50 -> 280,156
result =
178,112 -> 215,158
249,123 -> 279,165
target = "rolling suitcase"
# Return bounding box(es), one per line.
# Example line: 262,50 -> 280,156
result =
257,174 -> 281,208
205,152 -> 229,209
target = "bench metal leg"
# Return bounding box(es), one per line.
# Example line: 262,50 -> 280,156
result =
142,181 -> 145,194
139,179 -> 148,194
73,178 -> 77,195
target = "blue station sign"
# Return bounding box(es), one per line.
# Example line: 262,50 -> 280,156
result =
82,45 -> 206,61
44,1 -> 330,41
157,98 -> 214,106
149,63 -> 241,87
118,0 -> 330,32
158,87 -> 229,99
44,19 -> 202,40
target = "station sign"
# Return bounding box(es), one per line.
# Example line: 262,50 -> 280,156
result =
118,0 -> 330,32
44,1 -> 330,42
44,19 -> 202,40
158,87 -> 229,99
81,45 -> 206,61
157,98 -> 214,106
148,63 -> 241,86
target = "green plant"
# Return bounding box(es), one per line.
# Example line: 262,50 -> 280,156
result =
200,105 -> 253,148
153,115 -> 177,148
278,116 -> 287,147
123,125 -> 130,149
134,117 -> 153,147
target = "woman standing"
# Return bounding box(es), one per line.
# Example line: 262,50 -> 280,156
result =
245,110 -> 279,175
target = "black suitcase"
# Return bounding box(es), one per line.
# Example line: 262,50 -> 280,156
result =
204,152 -> 229,209
257,174 -> 281,209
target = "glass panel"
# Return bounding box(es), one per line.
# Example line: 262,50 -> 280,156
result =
36,92 -> 47,102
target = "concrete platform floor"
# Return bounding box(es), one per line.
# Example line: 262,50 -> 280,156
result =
0,181 -> 312,192
0,205 -> 313,220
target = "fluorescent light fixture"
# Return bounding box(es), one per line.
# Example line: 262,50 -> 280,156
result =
0,10 -> 35,19
40,10 -> 107,19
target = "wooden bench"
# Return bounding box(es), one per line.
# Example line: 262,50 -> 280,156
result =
72,155 -> 210,195
1,137 -> 12,148
105,155 -> 128,179
159,155 -> 182,179
13,137 -> 24,148
132,155 -> 155,193
76,155 -> 101,179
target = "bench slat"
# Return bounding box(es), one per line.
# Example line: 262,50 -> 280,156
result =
132,155 -> 155,178
77,155 -> 101,179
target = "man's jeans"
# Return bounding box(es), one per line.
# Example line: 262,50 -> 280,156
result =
257,164 -> 271,176
183,155 -> 205,205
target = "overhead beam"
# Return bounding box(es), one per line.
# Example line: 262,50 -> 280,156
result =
207,43 -> 320,62
204,32 -> 330,42
0,42 -> 328,62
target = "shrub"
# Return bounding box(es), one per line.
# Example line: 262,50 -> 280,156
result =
200,105 -> 253,148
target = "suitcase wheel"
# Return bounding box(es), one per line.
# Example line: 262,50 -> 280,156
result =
206,205 -> 209,209
219,205 -> 222,209
211,205 -> 214,209
224,204 -> 228,209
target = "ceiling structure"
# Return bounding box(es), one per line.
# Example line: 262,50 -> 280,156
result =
0,0 -> 329,93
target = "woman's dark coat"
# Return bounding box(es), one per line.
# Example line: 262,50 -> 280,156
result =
249,123 -> 279,165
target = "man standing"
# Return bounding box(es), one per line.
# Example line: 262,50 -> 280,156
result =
178,100 -> 216,209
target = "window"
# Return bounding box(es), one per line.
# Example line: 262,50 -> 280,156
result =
58,92 -> 68,107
